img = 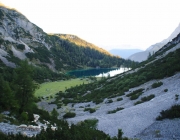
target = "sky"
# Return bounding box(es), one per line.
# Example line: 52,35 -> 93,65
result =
0,0 -> 180,51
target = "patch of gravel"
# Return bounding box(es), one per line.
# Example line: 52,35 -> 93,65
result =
36,72 -> 180,138
0,122 -> 40,137
135,119 -> 180,140
65,72 -> 180,138
11,46 -> 26,60
37,100 -> 57,112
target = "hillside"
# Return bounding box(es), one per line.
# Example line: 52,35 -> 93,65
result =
128,23 -> 180,62
0,4 -> 180,140
57,34 -> 111,56
0,5 -> 133,73
37,32 -> 180,139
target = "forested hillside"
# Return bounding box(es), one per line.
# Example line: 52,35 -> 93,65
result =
0,61 -> 127,139
56,32 -> 180,105
0,5 -> 135,74
1,3 -> 180,139
0,5 -> 134,139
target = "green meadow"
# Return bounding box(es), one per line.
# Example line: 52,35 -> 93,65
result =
35,78 -> 90,97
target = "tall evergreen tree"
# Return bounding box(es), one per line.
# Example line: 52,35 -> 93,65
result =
0,76 -> 18,110
14,60 -> 38,113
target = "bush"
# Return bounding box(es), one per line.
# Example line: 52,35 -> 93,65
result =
84,108 -> 96,113
130,92 -> 143,100
93,98 -> 103,104
106,99 -> 113,103
20,112 -> 28,122
164,89 -> 168,92
17,44 -> 25,50
107,107 -> 124,114
63,112 -> 76,118
134,100 -> 143,105
0,114 -> 5,122
78,119 -> 98,129
156,104 -> 180,120
134,94 -> 155,105
152,82 -> 163,88
117,97 -> 123,101
175,94 -> 179,100
141,94 -> 155,102
51,108 -> 59,119
126,88 -> 144,97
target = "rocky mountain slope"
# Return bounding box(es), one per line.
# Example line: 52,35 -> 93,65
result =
0,6 -> 130,71
128,23 -> 180,62
1,4 -> 180,139
37,32 -> 180,139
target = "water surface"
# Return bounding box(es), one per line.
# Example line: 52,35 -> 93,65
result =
67,67 -> 130,78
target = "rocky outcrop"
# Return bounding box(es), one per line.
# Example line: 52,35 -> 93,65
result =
0,6 -> 52,67
0,122 -> 40,137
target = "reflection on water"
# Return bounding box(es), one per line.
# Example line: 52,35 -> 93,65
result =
95,67 -> 130,77
67,67 -> 130,78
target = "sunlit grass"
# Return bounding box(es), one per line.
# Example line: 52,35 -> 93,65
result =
35,78 -> 89,97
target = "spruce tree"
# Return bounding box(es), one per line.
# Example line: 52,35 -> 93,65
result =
14,60 -> 38,113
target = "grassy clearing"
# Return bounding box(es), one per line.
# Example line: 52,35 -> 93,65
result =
35,78 -> 89,97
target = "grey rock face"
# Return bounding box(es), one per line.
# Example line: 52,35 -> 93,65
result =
0,122 -> 40,137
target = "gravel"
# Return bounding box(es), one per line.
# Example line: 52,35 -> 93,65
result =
35,72 -> 180,139
135,119 -> 180,140
66,72 -> 180,138
0,122 -> 40,137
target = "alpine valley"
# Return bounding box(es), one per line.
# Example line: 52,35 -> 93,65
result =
0,4 -> 180,140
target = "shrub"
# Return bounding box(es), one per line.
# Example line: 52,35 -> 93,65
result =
93,98 -> 103,104
78,119 -> 99,129
156,105 -> 180,120
175,94 -> 179,100
57,105 -> 62,109
84,108 -> 96,113
51,108 -> 59,119
141,94 -> 155,102
126,88 -> 144,97
134,101 -> 143,105
117,97 -> 123,101
107,107 -> 124,114
63,112 -> 76,118
20,112 -> 28,122
0,114 -> 5,122
106,99 -> 113,103
17,44 -> 25,50
164,89 -> 168,92
134,94 -> 155,105
130,92 -> 143,100
152,82 -> 163,88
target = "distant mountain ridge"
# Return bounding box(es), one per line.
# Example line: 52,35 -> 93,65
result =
128,23 -> 180,62
109,49 -> 143,58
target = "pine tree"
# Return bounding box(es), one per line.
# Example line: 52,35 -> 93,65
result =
0,76 -> 18,110
14,60 -> 38,113
51,108 -> 59,119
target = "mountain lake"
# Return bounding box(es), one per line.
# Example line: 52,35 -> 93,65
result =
67,67 -> 130,78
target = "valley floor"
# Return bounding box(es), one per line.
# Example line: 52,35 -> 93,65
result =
37,72 -> 180,139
